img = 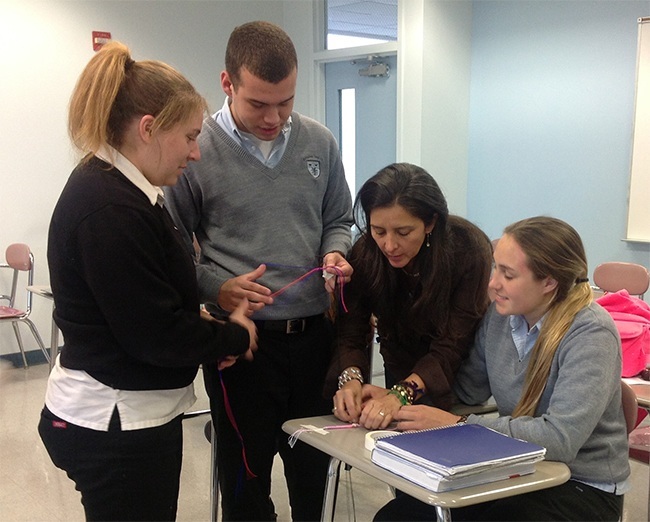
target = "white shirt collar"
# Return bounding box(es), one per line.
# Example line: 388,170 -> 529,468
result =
95,145 -> 164,206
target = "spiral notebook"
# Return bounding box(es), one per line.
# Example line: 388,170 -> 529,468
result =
371,423 -> 546,492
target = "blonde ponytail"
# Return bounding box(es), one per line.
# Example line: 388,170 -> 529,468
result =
512,282 -> 593,417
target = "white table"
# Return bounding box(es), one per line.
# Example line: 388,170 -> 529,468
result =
282,415 -> 570,522
27,285 -> 58,369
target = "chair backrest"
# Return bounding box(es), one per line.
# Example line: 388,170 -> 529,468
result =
593,262 -> 650,298
6,243 -> 32,272
1,243 -> 35,310
621,381 -> 639,435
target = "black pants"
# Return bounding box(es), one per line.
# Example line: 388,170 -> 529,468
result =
204,316 -> 333,521
38,406 -> 183,521
373,480 -> 624,521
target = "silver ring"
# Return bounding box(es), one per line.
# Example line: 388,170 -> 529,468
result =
379,410 -> 385,417
332,406 -> 337,412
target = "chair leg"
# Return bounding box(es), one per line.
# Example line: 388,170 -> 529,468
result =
11,322 -> 28,369
23,318 -> 50,364
210,420 -> 220,522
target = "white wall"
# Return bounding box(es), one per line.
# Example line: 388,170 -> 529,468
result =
0,0 -> 316,356
398,0 -> 473,215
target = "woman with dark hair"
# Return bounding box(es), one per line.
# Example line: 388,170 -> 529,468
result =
374,216 -> 630,522
325,163 -> 493,429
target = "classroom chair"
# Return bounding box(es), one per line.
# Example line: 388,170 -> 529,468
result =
593,262 -> 650,299
621,381 -> 649,466
0,243 -> 50,368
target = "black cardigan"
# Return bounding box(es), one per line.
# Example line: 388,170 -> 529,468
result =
48,157 -> 248,390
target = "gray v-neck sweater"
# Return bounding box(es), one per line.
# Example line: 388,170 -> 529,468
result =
165,112 -> 353,320
454,302 -> 630,487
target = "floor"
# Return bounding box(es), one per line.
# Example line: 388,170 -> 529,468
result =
0,358 -> 648,521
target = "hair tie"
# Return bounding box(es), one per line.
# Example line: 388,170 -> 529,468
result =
125,58 -> 135,71
576,277 -> 589,284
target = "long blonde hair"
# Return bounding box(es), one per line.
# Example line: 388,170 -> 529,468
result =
506,217 -> 593,417
68,41 -> 206,160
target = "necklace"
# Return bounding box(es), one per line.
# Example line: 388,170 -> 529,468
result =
402,268 -> 420,277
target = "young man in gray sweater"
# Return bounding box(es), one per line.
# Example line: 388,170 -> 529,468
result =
164,21 -> 353,521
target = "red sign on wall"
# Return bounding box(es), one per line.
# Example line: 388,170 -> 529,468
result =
92,31 -> 112,52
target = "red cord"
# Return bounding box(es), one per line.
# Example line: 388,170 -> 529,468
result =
218,370 -> 257,479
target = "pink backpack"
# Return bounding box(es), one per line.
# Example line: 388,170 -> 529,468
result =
596,290 -> 650,377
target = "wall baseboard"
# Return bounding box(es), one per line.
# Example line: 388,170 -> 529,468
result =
0,350 -> 48,368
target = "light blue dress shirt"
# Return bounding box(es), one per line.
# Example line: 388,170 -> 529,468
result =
509,314 -> 542,362
214,98 -> 292,167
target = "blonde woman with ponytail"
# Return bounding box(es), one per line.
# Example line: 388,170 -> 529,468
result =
375,216 -> 630,522
38,42 -> 257,521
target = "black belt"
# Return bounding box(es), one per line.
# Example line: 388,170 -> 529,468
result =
254,314 -> 323,334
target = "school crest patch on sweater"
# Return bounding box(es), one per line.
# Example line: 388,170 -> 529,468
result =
306,160 -> 321,178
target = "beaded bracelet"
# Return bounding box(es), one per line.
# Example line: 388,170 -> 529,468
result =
396,380 -> 423,403
387,383 -> 412,406
338,367 -> 364,389
457,414 -> 469,424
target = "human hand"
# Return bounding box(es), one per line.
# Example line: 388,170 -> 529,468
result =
228,297 -> 258,361
218,264 -> 273,313
393,405 -> 460,431
217,355 -> 239,370
332,379 -> 363,423
358,385 -> 402,430
201,309 -> 237,369
200,307 -> 220,323
322,252 -> 353,293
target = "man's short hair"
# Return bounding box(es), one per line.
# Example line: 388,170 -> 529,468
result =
226,20 -> 298,87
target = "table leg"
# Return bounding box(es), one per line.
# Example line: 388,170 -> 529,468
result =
49,305 -> 58,370
435,505 -> 452,522
321,457 -> 342,521
210,421 -> 219,522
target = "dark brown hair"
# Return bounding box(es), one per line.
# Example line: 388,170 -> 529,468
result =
353,163 -> 453,334
225,21 -> 297,87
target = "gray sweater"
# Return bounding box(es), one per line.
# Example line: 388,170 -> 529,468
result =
454,302 -> 630,486
164,113 -> 353,320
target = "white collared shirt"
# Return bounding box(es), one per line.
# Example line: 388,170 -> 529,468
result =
96,145 -> 164,205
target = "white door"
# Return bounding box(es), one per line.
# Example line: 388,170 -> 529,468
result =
325,54 -> 397,198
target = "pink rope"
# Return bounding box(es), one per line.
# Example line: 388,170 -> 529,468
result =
270,266 -> 348,312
